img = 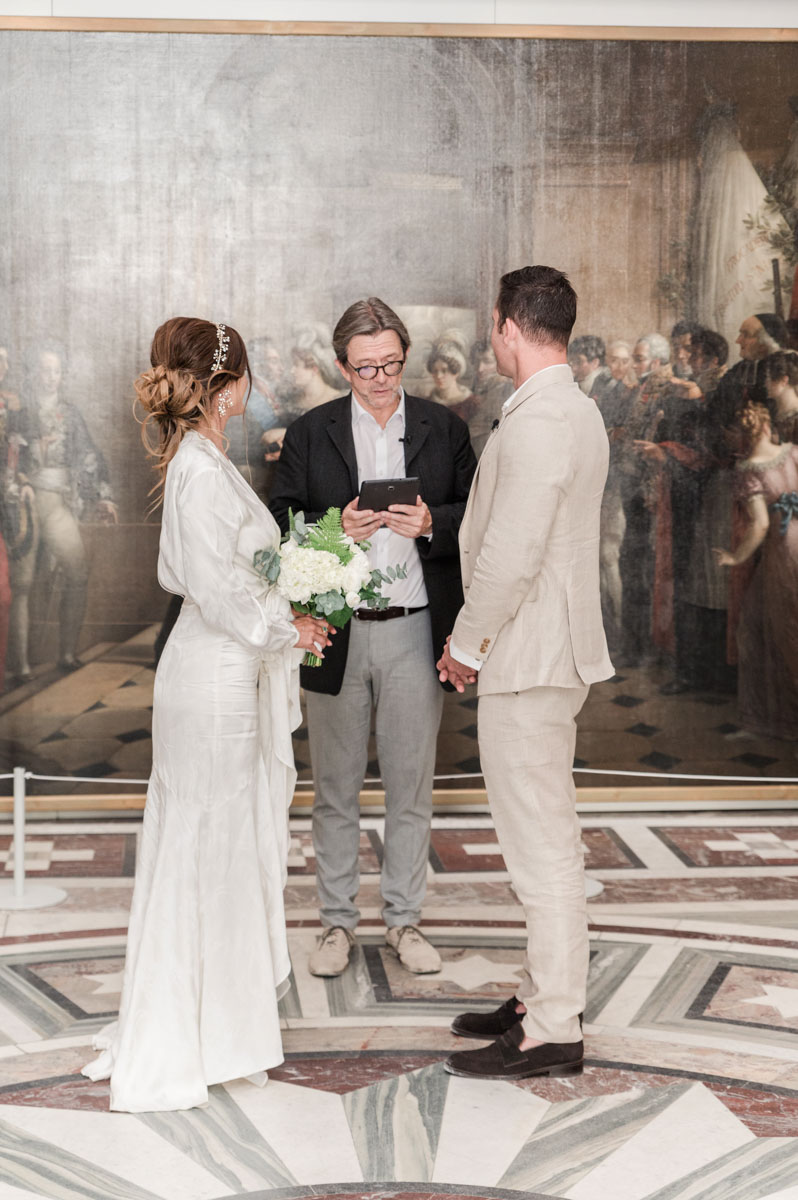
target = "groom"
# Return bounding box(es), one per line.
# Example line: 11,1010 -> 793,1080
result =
438,266 -> 613,1080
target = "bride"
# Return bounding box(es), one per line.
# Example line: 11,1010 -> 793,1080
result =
83,317 -> 330,1112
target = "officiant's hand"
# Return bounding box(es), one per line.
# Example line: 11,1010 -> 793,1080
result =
291,611 -> 334,656
437,636 -> 477,693
342,497 -> 383,540
383,495 -> 432,538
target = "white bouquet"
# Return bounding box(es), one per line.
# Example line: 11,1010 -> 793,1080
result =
254,507 -> 406,666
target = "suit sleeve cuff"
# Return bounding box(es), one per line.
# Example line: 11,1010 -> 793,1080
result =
450,640 -> 482,672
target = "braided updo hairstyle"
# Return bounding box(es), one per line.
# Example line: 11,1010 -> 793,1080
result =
736,402 -> 773,459
134,316 -> 250,502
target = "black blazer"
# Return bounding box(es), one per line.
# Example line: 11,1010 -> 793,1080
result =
268,392 -> 477,695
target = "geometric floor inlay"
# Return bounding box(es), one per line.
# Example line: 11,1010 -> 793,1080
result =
0,809 -> 798,1197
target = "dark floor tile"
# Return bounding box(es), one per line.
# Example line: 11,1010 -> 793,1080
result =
639,751 -> 681,771
731,753 -> 780,769
76,761 -> 118,777
455,756 -> 482,774
116,729 -> 150,744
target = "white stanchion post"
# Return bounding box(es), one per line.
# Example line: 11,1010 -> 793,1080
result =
13,766 -> 25,902
0,768 -> 67,911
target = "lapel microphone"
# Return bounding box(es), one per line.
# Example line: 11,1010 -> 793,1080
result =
399,434 -> 413,444
491,419 -> 500,431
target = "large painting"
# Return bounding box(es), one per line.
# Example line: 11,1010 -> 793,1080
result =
1,25 -> 797,796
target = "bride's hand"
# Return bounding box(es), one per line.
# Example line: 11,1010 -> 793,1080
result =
291,612 -> 334,655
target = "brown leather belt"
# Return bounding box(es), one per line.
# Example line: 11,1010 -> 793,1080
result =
353,605 -> 428,622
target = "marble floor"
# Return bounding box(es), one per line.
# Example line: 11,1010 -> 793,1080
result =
0,811 -> 796,1198
2,625 -> 798,794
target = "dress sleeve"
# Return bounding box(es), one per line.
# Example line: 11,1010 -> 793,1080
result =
175,463 -> 298,655
734,469 -> 765,504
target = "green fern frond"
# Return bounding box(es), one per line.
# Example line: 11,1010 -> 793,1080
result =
307,507 -> 350,560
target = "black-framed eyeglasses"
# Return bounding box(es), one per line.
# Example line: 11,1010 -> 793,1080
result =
346,358 -> 405,380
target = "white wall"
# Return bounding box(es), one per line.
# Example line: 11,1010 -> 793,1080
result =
0,0 -> 796,29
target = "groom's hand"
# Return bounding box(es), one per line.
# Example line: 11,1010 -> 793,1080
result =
437,636 -> 477,693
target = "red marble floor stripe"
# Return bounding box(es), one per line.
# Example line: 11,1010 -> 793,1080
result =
653,826 -> 798,869
511,1065 -> 798,1136
0,1075 -> 110,1112
589,923 -> 798,949
269,1053 -> 443,1094
0,835 -> 133,877
595,877 -> 798,903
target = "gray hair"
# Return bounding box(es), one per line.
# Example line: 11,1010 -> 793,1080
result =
637,333 -> 670,365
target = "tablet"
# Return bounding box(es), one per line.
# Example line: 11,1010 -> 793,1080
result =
358,476 -> 420,512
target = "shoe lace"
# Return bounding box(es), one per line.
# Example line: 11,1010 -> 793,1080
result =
320,926 -> 348,947
397,925 -> 424,946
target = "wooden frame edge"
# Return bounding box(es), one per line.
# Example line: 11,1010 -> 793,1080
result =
0,17 -> 796,41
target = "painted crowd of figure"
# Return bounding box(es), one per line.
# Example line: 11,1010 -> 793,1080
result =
569,315 -> 798,743
0,345 -> 116,694
2,312 -> 798,747
0,326 -> 511,697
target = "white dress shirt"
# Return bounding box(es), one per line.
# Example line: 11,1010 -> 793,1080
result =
350,392 -> 428,608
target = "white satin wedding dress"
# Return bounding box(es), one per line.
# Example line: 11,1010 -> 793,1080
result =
83,430 -> 301,1112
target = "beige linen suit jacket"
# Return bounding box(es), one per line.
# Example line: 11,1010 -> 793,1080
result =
451,363 -> 614,696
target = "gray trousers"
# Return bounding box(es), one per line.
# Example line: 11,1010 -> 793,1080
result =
305,608 -> 444,930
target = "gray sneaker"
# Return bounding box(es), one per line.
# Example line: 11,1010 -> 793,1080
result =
308,926 -> 356,977
385,925 -> 441,974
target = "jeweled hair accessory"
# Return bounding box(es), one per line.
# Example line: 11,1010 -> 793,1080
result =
211,323 -> 230,373
216,386 -> 234,418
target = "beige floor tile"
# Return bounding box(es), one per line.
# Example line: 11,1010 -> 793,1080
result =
1,711 -> 69,745
9,664 -> 138,720
579,700 -> 645,733
32,738 -> 122,773
61,708 -> 153,739
108,741 -> 152,776
102,684 -> 154,710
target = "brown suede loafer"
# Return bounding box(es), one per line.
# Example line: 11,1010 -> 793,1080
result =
450,995 -> 524,1039
444,1021 -> 583,1080
451,996 -> 583,1041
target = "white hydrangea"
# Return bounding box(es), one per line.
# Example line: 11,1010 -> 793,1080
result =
276,546 -> 345,605
341,548 -> 373,597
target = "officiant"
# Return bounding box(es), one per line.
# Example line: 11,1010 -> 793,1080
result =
269,296 -> 476,979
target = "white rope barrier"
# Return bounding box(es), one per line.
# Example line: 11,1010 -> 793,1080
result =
3,766 -> 797,788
